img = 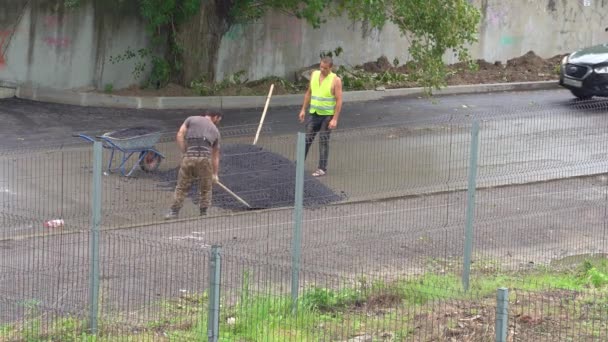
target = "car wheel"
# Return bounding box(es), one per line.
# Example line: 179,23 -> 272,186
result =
570,89 -> 592,100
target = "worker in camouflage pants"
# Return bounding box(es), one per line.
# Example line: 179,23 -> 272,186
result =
165,111 -> 222,219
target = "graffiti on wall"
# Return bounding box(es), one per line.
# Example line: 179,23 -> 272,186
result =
500,35 -> 523,46
43,37 -> 71,48
0,30 -> 12,69
483,0 -> 605,51
42,14 -> 71,50
486,5 -> 509,27
0,0 -> 30,69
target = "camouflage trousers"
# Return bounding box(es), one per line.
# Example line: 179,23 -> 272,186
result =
170,156 -> 213,211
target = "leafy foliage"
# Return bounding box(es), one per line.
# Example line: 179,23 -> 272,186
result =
231,0 -> 331,28
339,0 -> 481,91
68,0 -> 479,91
582,260 -> 608,288
138,0 -> 201,86
108,47 -> 149,80
230,0 -> 480,91
320,46 -> 343,59
338,65 -> 409,90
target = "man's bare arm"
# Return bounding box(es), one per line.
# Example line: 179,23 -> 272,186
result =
329,77 -> 343,129
333,77 -> 343,122
176,123 -> 187,153
299,85 -> 311,123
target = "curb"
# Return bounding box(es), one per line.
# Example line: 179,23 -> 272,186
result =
10,80 -> 560,110
0,86 -> 16,99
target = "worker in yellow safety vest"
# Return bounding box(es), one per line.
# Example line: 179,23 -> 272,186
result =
298,56 -> 343,177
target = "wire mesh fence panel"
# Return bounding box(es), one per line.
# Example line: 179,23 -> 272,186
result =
510,286 -> 608,341
473,113 -> 608,273
296,123 -> 473,279
0,146 -> 94,340
0,147 -> 94,241
0,231 -> 90,341
94,127 -> 298,239
4,110 -> 608,341
307,123 -> 472,202
218,252 -> 497,341
298,197 -> 468,279
96,230 -> 211,340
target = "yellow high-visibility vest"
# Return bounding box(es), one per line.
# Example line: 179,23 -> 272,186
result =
309,71 -> 336,115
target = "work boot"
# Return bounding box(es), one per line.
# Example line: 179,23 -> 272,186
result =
200,207 -> 208,216
164,209 -> 179,220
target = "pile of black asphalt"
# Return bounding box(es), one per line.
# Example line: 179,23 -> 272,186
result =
154,144 -> 345,210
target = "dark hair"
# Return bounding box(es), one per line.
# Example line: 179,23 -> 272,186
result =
320,56 -> 333,66
203,110 -> 223,118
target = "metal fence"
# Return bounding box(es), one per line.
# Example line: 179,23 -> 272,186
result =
2,110 -> 608,341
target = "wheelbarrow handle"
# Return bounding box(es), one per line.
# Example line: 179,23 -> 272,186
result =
73,133 -> 97,143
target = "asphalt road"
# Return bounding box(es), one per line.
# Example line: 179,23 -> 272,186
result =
2,88 -> 608,149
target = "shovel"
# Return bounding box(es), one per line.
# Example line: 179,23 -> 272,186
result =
216,181 -> 252,209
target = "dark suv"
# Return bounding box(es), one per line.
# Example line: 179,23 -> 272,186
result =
560,44 -> 608,100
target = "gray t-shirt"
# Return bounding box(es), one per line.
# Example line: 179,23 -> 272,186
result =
183,116 -> 220,155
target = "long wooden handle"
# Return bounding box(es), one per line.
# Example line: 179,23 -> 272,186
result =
217,181 -> 252,208
253,84 -> 275,145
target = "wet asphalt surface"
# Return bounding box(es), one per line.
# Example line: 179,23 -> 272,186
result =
154,143 -> 344,210
2,88 -> 608,150
3,88 -> 608,324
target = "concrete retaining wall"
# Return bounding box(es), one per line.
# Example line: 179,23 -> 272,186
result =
0,0 -> 603,90
217,0 -> 605,81
0,0 -> 150,90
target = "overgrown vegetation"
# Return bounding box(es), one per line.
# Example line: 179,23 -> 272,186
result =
228,0 -> 480,91
67,0 -> 480,93
67,0 -> 201,88
4,257 -> 608,341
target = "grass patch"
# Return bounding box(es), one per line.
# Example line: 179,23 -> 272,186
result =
4,258 -> 608,341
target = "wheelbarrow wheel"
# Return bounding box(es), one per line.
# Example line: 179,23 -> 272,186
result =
139,151 -> 162,172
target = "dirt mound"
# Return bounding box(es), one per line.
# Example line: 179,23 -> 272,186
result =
154,144 -> 345,210
506,50 -> 547,70
445,50 -> 563,85
107,50 -> 565,96
476,59 -> 499,70
362,56 -> 393,73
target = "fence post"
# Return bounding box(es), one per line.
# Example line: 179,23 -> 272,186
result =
495,288 -> 509,342
207,245 -> 222,342
462,120 -> 479,292
291,132 -> 305,313
88,141 -> 102,334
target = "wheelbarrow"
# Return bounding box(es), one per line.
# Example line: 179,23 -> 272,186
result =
74,126 -> 165,177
